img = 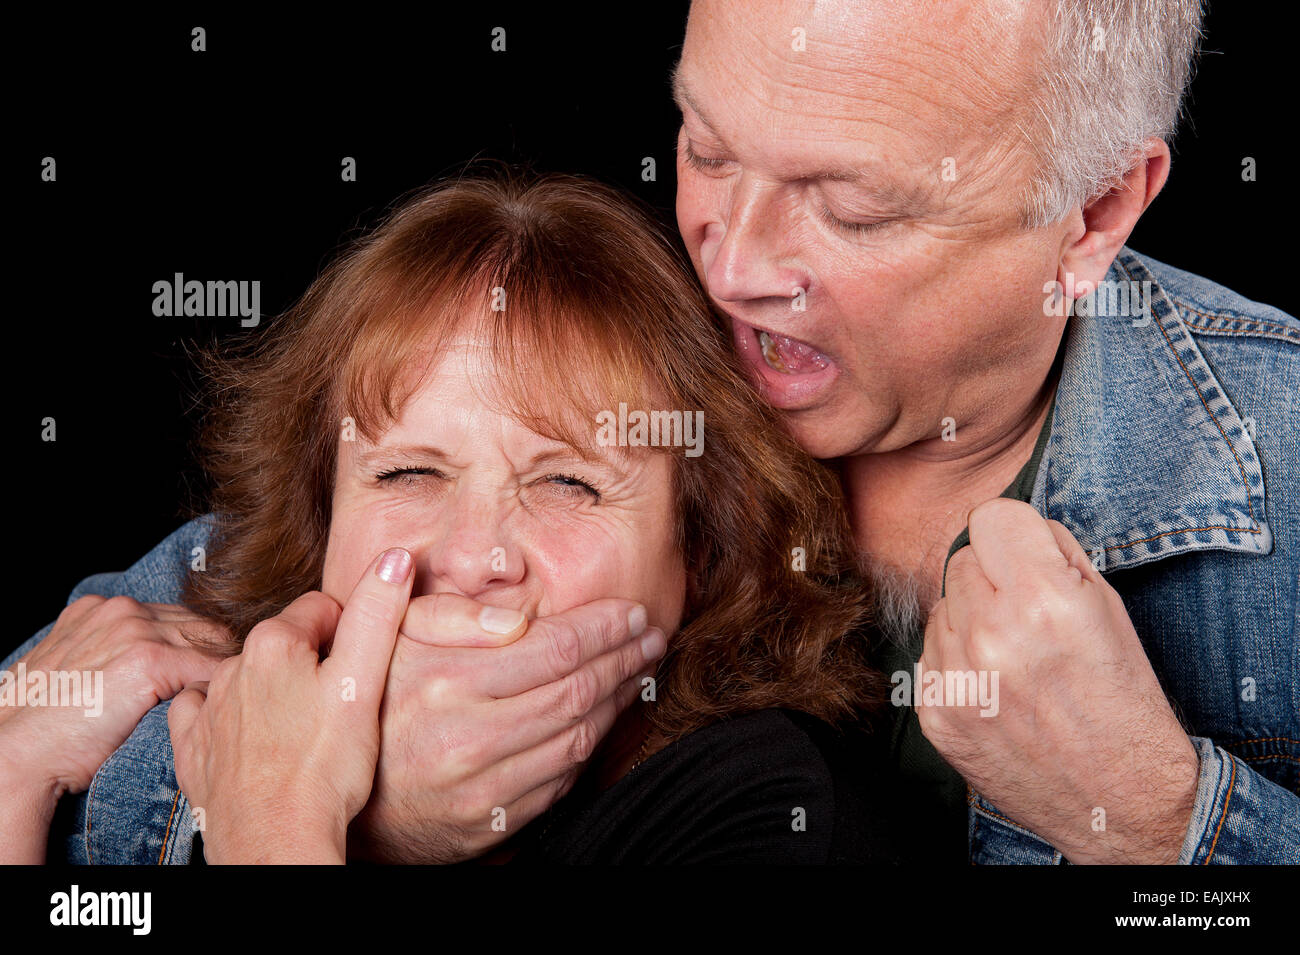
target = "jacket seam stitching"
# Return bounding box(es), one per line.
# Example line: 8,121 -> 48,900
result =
159,788 -> 182,865
84,764 -> 105,864
967,785 -> 979,865
1176,303 -> 1299,338
1117,256 -> 1260,529
1223,736 -> 1300,747
1102,524 -> 1260,552
1202,754 -> 1235,865
967,786 -> 1046,842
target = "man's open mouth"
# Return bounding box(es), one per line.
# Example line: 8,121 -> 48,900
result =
755,329 -> 832,374
728,317 -> 840,409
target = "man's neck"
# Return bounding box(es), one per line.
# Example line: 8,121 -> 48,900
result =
840,378 -> 1057,613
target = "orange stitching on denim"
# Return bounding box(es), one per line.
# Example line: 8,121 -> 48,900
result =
1155,323 -> 1257,524
1224,736 -> 1300,747
1184,322 -> 1297,338
968,790 -> 1023,830
1103,524 -> 1260,552
1203,756 -> 1235,864
1242,754 -> 1299,764
1177,303 -> 1298,336
159,788 -> 182,865
1118,257 -> 1259,527
967,785 -> 980,864
84,766 -> 100,865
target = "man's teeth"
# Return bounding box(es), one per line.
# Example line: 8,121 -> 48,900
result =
758,330 -> 787,372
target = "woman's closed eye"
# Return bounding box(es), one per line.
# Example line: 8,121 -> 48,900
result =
375,467 -> 601,503
533,473 -> 602,503
375,466 -> 447,487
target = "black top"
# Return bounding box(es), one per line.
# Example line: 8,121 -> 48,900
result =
509,708 -> 912,864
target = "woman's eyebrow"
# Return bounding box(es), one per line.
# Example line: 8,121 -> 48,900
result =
354,444 -> 452,469
353,442 -> 631,475
524,445 -> 630,476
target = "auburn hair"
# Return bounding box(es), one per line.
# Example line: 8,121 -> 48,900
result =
180,166 -> 883,743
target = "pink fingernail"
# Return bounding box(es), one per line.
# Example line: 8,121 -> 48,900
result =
376,548 -> 412,584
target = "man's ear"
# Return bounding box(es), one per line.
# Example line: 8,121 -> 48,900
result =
1057,137 -> 1171,300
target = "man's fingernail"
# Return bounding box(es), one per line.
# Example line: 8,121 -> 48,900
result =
479,605 -> 526,635
640,627 -> 666,661
376,548 -> 412,584
627,604 -> 648,639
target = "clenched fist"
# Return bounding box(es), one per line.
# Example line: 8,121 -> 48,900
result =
919,498 -> 1199,864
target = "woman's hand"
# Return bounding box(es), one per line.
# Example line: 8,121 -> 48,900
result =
0,596 -> 227,863
168,547 -> 414,864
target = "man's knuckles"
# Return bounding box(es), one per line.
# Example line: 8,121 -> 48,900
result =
555,665 -> 602,721
538,618 -> 585,674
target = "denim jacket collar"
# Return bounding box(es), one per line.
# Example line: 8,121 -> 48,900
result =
1032,246 -> 1273,572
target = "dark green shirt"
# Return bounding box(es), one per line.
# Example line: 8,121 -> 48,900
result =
874,393 -> 1055,859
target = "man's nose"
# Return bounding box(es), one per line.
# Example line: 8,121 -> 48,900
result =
422,489 -> 525,597
704,172 -> 806,305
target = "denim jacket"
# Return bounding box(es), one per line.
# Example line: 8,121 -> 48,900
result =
965,247 -> 1299,863
4,247 -> 1297,864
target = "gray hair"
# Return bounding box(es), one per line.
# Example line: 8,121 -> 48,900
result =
1019,0 -> 1205,229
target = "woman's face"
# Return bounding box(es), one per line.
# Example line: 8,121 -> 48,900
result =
322,333 -> 687,635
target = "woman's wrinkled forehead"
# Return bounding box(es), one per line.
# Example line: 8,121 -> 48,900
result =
343,313 -> 659,467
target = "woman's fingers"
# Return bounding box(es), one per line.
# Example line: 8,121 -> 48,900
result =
166,682 -> 209,789
323,548 -> 415,704
140,604 -> 237,650
136,646 -> 224,703
167,682 -> 208,734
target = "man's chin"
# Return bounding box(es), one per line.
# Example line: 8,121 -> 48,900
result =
777,406 -> 873,461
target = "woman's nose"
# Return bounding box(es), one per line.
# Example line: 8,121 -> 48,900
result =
423,491 -> 525,597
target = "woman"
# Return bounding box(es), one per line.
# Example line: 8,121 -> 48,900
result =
1,170 -> 894,863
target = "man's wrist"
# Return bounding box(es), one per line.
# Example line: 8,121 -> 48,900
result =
1066,743 -> 1200,865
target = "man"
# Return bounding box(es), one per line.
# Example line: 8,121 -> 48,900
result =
7,0 -> 1296,864
669,0 -> 1297,863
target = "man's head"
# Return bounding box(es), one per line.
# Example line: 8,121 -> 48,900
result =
674,0 -> 1203,459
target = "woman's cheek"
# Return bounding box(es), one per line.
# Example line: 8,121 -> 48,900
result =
320,501 -> 401,602
528,522 -> 684,630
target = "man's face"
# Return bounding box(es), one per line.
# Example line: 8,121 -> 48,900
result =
675,0 -> 1069,459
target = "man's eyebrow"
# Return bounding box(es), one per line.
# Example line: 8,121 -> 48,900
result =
671,62 -> 931,216
671,64 -> 720,134
806,168 -> 935,215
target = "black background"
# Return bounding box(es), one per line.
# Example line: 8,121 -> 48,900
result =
13,3 -> 1296,643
